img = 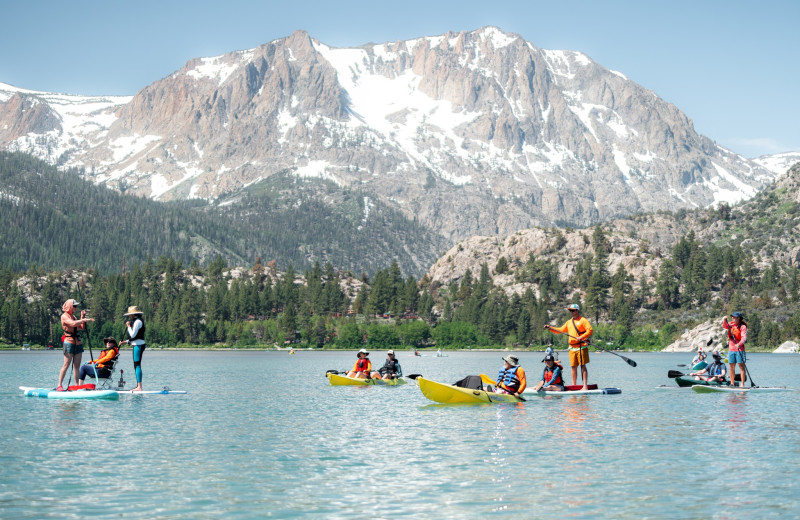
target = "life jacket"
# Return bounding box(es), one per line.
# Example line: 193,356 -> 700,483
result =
355,358 -> 371,373
498,366 -> 522,392
61,312 -> 79,343
543,362 -> 564,386
707,361 -> 725,377
379,359 -> 400,375
129,318 -> 146,342
96,346 -> 120,369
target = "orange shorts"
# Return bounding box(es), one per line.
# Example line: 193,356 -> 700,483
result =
569,347 -> 590,366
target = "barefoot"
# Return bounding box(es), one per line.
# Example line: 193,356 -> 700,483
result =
582,386 -> 589,391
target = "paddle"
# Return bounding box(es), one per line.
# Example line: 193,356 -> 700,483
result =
668,369 -> 742,384
743,363 -> 758,388
547,327 -> 637,367
479,373 -> 526,401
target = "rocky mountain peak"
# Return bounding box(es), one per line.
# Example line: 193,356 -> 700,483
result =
0,27 -> 788,241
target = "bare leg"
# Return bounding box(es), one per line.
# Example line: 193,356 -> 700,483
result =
729,363 -> 736,386
738,364 -> 747,386
71,353 -> 82,386
571,366 -> 578,386
581,365 -> 589,390
57,353 -> 73,389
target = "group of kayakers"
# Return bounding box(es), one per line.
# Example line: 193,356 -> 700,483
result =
57,300 -> 147,392
689,312 -> 748,386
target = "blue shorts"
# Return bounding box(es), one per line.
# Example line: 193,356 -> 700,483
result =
729,350 -> 746,364
63,342 -> 84,355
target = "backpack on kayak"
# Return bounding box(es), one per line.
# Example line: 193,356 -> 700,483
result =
454,375 -> 483,390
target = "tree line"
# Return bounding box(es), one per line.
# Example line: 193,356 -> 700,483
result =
0,151 -> 443,277
3,224 -> 800,350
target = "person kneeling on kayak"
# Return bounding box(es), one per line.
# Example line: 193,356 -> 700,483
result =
495,355 -> 527,396
78,337 -> 120,385
690,351 -> 727,383
532,354 -> 565,392
346,349 -> 372,379
372,350 -> 402,380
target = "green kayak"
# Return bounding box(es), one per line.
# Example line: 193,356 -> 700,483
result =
674,376 -> 728,388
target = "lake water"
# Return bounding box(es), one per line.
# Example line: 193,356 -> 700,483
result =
1,350 -> 799,519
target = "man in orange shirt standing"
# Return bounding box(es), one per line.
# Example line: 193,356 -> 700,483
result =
545,303 -> 593,391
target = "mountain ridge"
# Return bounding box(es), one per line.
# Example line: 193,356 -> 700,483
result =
0,27 -> 793,242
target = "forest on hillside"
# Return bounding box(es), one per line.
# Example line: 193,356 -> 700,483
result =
0,152 -> 445,277
3,222 -> 800,351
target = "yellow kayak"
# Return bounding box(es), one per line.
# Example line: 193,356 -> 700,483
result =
326,372 -> 407,386
416,376 -> 523,404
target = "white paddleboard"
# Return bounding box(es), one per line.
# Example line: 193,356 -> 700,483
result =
116,389 -> 188,395
524,387 -> 621,395
691,385 -> 791,394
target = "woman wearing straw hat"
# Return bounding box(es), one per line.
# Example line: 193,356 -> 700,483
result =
120,306 -> 146,392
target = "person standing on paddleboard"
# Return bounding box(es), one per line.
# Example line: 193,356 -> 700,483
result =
57,299 -> 95,391
544,303 -> 593,391
495,355 -> 527,396
723,312 -> 748,388
120,306 -> 146,392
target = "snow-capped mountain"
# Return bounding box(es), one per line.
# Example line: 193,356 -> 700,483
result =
0,27 -> 787,241
753,152 -> 800,176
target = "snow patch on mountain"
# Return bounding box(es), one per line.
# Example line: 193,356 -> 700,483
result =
753,152 -> 800,176
186,50 -> 255,86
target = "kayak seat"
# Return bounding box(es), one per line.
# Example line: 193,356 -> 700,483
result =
453,375 -> 483,390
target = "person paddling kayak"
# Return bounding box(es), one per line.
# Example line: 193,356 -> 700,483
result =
372,350 -> 402,380
691,348 -> 707,367
495,355 -> 527,396
689,351 -> 727,383
346,349 -> 372,379
723,312 -> 748,387
544,303 -> 593,391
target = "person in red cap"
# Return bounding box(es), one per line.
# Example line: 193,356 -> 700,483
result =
544,303 -> 593,391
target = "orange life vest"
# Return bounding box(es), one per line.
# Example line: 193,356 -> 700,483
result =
544,362 -> 564,386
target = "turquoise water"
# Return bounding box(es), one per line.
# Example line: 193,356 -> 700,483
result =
1,350 -> 799,519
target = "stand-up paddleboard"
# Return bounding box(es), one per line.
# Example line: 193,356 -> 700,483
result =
691,385 -> 791,394
524,384 -> 621,396
20,386 -> 119,400
116,388 -> 188,395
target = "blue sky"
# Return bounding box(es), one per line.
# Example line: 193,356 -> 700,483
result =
1,0 -> 797,158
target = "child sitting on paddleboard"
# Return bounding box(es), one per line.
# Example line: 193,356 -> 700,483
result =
531,353 -> 565,392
